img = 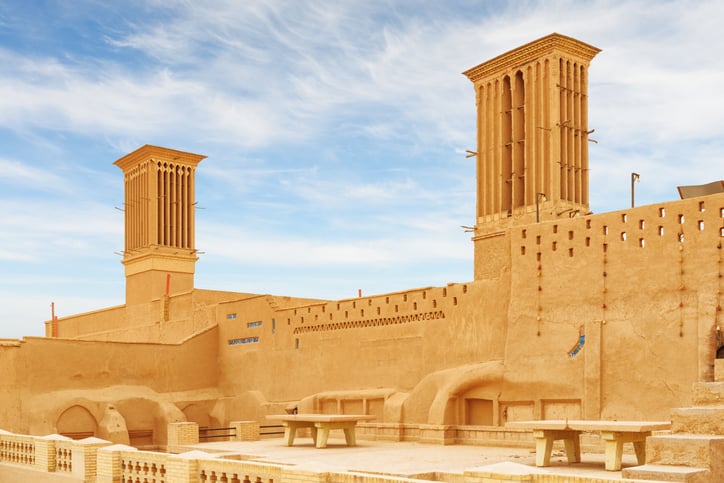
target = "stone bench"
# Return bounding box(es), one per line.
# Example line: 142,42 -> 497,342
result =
266,414 -> 375,449
506,419 -> 671,471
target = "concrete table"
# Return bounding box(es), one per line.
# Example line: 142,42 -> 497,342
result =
267,414 -> 375,448
507,420 -> 671,471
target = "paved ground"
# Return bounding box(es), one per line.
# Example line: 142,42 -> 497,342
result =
188,435 -> 641,481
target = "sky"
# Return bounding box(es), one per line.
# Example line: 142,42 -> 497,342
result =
1,0 -> 723,339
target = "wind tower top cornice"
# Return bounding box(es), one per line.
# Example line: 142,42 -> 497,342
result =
113,144 -> 206,171
462,32 -> 601,83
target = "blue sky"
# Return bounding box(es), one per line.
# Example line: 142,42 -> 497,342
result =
1,0 -> 723,339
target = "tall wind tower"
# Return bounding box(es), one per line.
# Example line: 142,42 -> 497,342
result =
114,145 -> 206,305
463,33 -> 600,277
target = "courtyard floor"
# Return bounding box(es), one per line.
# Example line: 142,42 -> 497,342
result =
185,435 -> 641,481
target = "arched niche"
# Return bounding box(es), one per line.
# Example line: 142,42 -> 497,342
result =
56,405 -> 97,439
181,403 -> 211,428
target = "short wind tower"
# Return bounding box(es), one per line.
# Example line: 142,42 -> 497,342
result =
114,145 -> 206,305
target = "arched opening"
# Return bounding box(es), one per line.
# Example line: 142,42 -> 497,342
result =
502,75 -> 513,215
513,69 -> 525,209
716,345 -> 724,359
56,405 -> 97,439
182,403 -> 211,427
114,398 -> 160,449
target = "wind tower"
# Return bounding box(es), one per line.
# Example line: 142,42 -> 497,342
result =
114,145 -> 206,305
463,33 -> 600,277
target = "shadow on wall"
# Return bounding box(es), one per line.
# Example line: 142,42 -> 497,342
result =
56,405 -> 97,439
53,397 -> 185,448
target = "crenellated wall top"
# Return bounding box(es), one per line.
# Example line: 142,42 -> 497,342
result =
462,32 -> 601,83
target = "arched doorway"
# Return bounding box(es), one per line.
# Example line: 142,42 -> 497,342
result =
56,405 -> 97,439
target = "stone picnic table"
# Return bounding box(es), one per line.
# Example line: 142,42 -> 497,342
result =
506,419 -> 671,471
266,414 -> 375,448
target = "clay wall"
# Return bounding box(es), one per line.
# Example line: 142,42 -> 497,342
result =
214,193 -> 722,426
46,305 -> 127,339
49,289 -> 246,343
216,279 -> 511,422
0,340 -> 22,430
501,193 -> 724,421
0,328 -> 219,435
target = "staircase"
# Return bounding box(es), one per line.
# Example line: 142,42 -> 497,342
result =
622,360 -> 724,483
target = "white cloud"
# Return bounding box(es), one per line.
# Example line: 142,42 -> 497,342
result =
0,158 -> 67,191
0,199 -> 121,264
197,219 -> 471,268
1,0 -> 724,338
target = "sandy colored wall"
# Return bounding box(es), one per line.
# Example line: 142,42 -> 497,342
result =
212,193 -> 723,426
497,194 -> 723,421
47,305 -> 127,339
0,328 -> 219,435
51,289 -> 248,343
0,340 -> 22,430
216,280 -> 511,421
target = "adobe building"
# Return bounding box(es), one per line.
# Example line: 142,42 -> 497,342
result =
0,32 -> 722,470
